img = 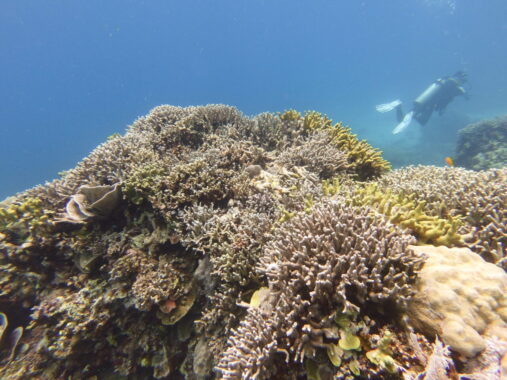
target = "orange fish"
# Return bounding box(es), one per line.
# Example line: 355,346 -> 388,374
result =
444,156 -> 454,167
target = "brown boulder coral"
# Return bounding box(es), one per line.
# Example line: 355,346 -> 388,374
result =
407,245 -> 507,358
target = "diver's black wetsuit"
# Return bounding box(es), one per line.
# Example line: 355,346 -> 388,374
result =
396,72 -> 467,126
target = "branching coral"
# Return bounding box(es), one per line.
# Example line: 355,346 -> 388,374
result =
217,199 -> 422,378
4,103 -> 505,379
277,110 -> 391,179
378,166 -> 507,267
275,130 -> 350,179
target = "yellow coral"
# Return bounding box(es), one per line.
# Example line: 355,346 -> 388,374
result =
303,111 -> 332,130
344,183 -> 463,246
0,197 -> 52,245
278,109 -> 301,121
279,111 -> 391,179
123,164 -> 167,205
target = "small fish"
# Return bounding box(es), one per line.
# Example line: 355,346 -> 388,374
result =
444,156 -> 454,167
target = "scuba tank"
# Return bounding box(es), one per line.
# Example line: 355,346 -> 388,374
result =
414,80 -> 444,108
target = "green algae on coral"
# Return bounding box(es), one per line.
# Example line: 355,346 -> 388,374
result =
338,331 -> 361,351
366,330 -> 398,373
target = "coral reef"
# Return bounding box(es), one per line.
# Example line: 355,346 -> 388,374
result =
455,114 -> 507,170
378,166 -> 507,268
0,104 -> 506,379
338,182 -> 463,246
277,110 -> 392,179
217,199 -> 423,379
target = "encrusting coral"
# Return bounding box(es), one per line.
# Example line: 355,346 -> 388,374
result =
0,104 -> 506,379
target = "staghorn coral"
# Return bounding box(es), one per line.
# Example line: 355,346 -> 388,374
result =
178,200 -> 278,361
25,104 -> 248,207
217,198 -> 422,379
275,130 -> 350,179
180,204 -> 272,288
5,104 -> 354,378
262,198 -> 421,312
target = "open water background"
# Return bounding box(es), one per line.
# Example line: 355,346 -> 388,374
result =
1,0 -> 507,199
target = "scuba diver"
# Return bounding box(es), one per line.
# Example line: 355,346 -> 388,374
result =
376,71 -> 468,134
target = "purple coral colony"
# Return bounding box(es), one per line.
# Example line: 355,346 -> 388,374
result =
0,105 -> 506,379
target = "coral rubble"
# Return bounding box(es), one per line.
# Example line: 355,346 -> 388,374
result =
0,104 -> 506,379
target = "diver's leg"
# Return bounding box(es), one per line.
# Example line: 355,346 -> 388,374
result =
392,111 -> 414,134
376,100 -> 402,113
396,105 -> 405,122
416,109 -> 431,126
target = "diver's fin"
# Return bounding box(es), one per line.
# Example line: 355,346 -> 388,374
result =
392,111 -> 414,134
376,99 -> 402,113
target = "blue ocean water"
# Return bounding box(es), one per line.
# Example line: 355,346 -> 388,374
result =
1,0 -> 506,199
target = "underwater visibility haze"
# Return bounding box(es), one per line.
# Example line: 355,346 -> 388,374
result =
1,0 -> 507,198
1,1 -> 507,379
